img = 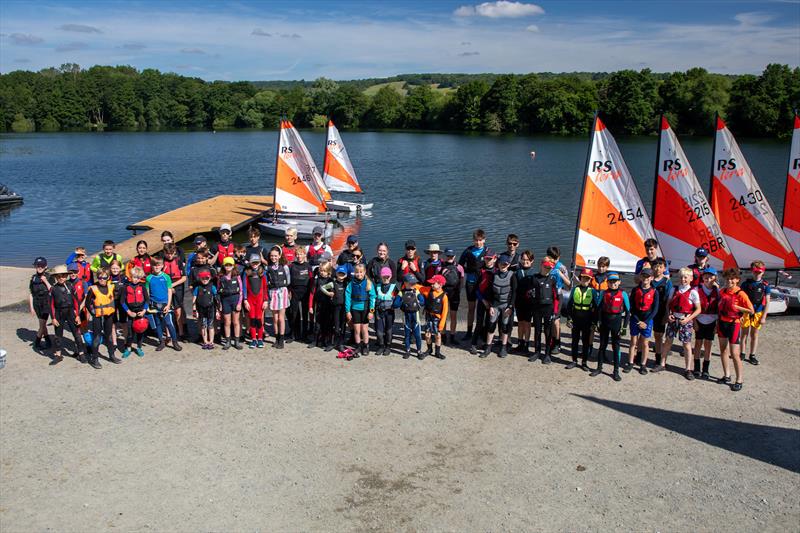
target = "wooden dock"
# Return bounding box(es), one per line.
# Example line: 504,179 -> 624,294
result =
117,195 -> 273,259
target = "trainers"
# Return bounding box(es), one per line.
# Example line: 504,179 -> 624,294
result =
685,370 -> 695,381
622,362 -> 633,373
172,340 -> 183,352
528,353 -> 539,363
693,368 -> 701,378
719,375 -> 731,384
135,347 -> 144,357
749,355 -> 759,365
248,340 -> 257,349
122,348 -> 131,359
542,355 -> 552,365
613,372 -> 622,382
580,363 -> 590,372
109,354 -> 122,364
498,345 -> 508,359
731,382 -> 743,392
403,349 -> 411,359
565,361 -> 578,370
222,339 -> 230,351
469,345 -> 477,355
233,339 -> 243,350
551,344 -> 560,355
479,345 -> 491,359
590,368 -> 602,377
156,340 -> 166,352
89,359 -> 102,369
701,370 -> 709,380
418,351 -> 427,361
257,340 -> 265,348
638,366 -> 648,375
651,365 -> 665,373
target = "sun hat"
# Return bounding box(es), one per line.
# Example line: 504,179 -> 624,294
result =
219,223 -> 232,233
223,257 -> 235,266
426,244 -> 441,254
51,264 -> 69,275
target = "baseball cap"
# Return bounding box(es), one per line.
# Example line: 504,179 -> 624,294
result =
639,267 -> 654,278
312,226 -> 324,236
405,240 -> 416,249
223,256 -> 235,266
219,223 -> 232,233
198,270 -> 212,279
335,265 -> 348,275
702,266 -> 718,276
428,274 -> 446,286
695,247 -> 708,258
498,253 -> 512,265
33,257 -> 47,267
403,274 -> 417,284
483,249 -> 497,259
607,272 -> 621,281
67,262 -> 79,272
579,268 -> 594,278
444,248 -> 456,257
380,266 -> 392,278
194,235 -> 207,245
347,235 -> 359,244
248,254 -> 261,264
320,251 -> 333,262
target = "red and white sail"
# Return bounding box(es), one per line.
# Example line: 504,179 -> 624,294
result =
710,116 -> 799,269
274,120 -> 327,214
783,114 -> 800,257
323,120 -> 364,193
573,116 -> 659,273
653,116 -> 736,270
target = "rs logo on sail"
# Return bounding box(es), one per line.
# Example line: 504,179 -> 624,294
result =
591,160 -> 621,182
716,158 -> 744,180
662,159 -> 689,181
281,146 -> 294,154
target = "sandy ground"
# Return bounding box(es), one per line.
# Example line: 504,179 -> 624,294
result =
0,306 -> 798,532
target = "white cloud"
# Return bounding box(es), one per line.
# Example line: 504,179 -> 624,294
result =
180,47 -> 206,54
9,33 -> 44,45
251,28 -> 271,37
525,24 -> 539,32
455,1 -> 544,19
458,51 -> 480,56
58,23 -> 102,33
733,12 -> 776,26
55,41 -> 88,52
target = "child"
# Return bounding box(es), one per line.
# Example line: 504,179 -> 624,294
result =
423,243 -> 443,282
439,248 -> 464,346
419,274 -> 449,360
193,271 -> 219,349
189,251 -> 217,288
504,234 -> 521,271
458,228 -> 487,340
49,264 -> 86,364
161,243 -> 188,341
688,247 -> 711,287
306,226 -> 333,269
282,227 -> 298,263
66,247 -> 92,284
121,266 -> 149,358
213,223 -> 235,267
245,227 -> 268,265
218,257 -> 243,350
740,261 -> 770,365
590,272 -> 629,382
396,274 -> 425,359
266,247 -> 291,349
658,267 -> 701,380
90,240 -> 123,278
485,254 -> 516,358
345,263 -> 376,355
528,258 -> 557,364
589,256 -> 611,357
625,268 -> 659,375
650,258 -> 672,365
66,262 -> 89,330
309,262 -> 335,350
109,260 -> 126,353
693,267 -> 719,380
186,235 -> 210,272
29,256 -> 52,351
331,266 -> 350,351
373,267 -> 397,355
546,246 -> 571,354
233,244 -> 248,275
146,258 -> 182,352
469,251 -> 496,357
87,268 -> 120,368
242,254 -> 268,348
564,268 -> 597,371
513,250 -> 536,355
717,268 -> 754,391
126,240 -> 152,278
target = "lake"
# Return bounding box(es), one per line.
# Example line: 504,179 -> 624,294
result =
0,129 -> 791,267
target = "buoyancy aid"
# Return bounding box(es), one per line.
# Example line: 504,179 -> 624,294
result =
463,246 -> 486,274
195,284 -> 215,308
289,262 -> 311,291
307,244 -> 326,266
349,278 -> 371,303
602,289 -> 624,314
51,284 -> 74,310
267,265 -> 289,289
131,255 -> 152,276
91,284 -> 116,317
332,279 -> 347,306
216,242 -> 235,265
670,287 -> 694,314
571,286 -> 594,313
163,256 -> 184,282
125,283 -> 146,311
401,287 -> 421,312
698,286 -> 719,314
533,274 -> 554,305
441,263 -> 460,291
632,286 -> 656,313
281,244 -> 296,263
424,260 -> 442,282
219,274 -> 241,297
425,290 -> 445,315
492,270 -> 512,306
30,274 -> 49,302
718,287 -> 745,321
399,256 -> 421,278
741,279 -> 768,309
375,282 -> 396,311
246,270 -> 265,297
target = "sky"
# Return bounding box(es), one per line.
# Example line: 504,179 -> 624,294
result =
0,0 -> 798,81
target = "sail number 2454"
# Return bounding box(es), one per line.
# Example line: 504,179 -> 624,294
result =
607,207 -> 644,225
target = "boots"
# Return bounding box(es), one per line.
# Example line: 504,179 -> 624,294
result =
108,350 -> 122,364
498,344 -> 508,358
222,337 -> 230,350
435,345 -> 445,360
701,360 -> 710,380
693,358 -> 701,378
172,339 -> 183,351
156,339 -> 166,352
89,355 -> 102,369
275,334 -> 284,350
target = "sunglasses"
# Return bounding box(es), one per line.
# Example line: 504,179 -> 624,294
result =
98,276 -> 109,281
406,246 -> 416,251
507,242 -> 519,246
353,254 -> 362,259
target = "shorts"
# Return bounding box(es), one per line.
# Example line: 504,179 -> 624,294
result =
425,316 -> 443,334
696,320 -> 717,341
465,280 -> 478,302
666,319 -> 694,344
515,302 -> 533,322
653,313 -> 667,333
630,318 -> 653,338
269,287 -> 290,311
350,308 -> 370,324
741,311 -> 763,330
445,289 -> 460,311
172,283 -> 186,311
196,305 -> 215,329
221,294 -> 241,314
33,299 -> 50,320
717,320 -> 742,344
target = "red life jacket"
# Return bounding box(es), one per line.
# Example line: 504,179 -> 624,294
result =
163,257 -> 183,282
602,290 -> 624,314
632,286 -> 656,312
718,287 -> 743,322
217,242 -> 235,265
125,283 -> 146,308
132,255 -> 152,276
307,244 -> 326,265
77,262 -> 92,284
281,244 -> 296,263
399,256 -> 421,278
478,268 -> 494,297
670,288 -> 694,314
698,286 -> 719,314
689,263 -> 705,287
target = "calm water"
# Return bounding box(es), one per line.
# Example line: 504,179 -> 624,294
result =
0,130 -> 791,267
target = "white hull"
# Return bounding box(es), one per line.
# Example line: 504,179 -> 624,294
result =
326,199 -> 374,213
268,209 -> 333,221
767,297 -> 788,315
259,219 -> 333,239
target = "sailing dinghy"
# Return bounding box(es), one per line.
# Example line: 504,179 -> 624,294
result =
572,115 -> 660,273
709,116 -> 799,269
782,114 -> 800,259
653,116 -> 736,270
322,120 -> 373,213
261,120 -> 332,237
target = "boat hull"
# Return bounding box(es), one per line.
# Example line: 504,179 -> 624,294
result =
259,218 -> 333,239
326,200 -> 373,212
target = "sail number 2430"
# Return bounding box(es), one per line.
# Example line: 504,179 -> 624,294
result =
607,207 -> 644,225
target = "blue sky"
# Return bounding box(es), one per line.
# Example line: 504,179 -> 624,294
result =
1,0 -> 798,80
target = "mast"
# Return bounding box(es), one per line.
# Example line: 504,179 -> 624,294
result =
651,114 -> 663,234
571,111 -> 598,270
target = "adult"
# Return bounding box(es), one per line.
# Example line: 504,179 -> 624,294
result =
160,230 -> 185,261
458,228 -> 488,340
366,242 -> 397,284
337,235 -> 360,266
688,247 -> 711,287
635,238 -> 660,275
504,234 -> 521,272
396,240 -> 424,285
306,226 -> 333,268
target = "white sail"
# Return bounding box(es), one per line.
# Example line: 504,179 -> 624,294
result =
323,120 -> 363,193
783,115 -> 800,256
274,120 -> 327,214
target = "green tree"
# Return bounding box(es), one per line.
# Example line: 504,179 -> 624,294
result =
364,85 -> 403,128
599,69 -> 659,135
659,68 -> 730,134
481,75 -> 519,131
453,80 -> 489,131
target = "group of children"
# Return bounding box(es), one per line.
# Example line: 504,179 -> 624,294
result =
28,227 -> 773,391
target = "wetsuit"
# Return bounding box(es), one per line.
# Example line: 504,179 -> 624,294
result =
396,287 -> 425,352
50,282 -> 86,355
470,267 -> 494,347
30,273 -> 51,319
87,283 -> 117,362
374,282 -> 397,350
331,278 -> 348,348
396,255 -> 424,285
596,288 -> 630,376
367,257 -> 397,285
162,255 -> 186,312
440,261 -> 463,312
121,281 -> 149,348
651,276 -> 672,335
243,268 -> 268,341
309,275 -> 334,347
487,270 -> 516,335
514,267 -> 537,323
458,246 -> 486,302
288,261 -> 312,341
530,273 -> 557,356
194,284 -> 218,329
565,285 -> 597,366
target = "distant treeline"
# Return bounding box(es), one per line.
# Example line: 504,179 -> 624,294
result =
1,64 -> 797,137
